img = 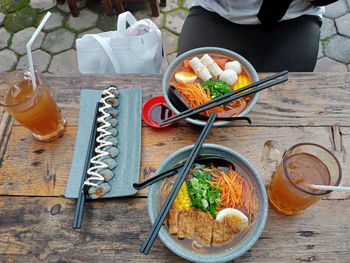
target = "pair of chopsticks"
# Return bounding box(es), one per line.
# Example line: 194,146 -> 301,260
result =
72,102 -> 100,229
140,113 -> 218,254
160,70 -> 288,126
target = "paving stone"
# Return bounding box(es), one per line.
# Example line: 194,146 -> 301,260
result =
30,0 -> 56,11
77,28 -> 103,38
67,9 -> 98,31
0,49 -> 17,72
317,42 -> 324,59
43,11 -> 64,31
4,7 -> 39,32
11,27 -> 45,55
42,28 -> 75,54
324,35 -> 350,64
1,0 -> 29,13
183,0 -> 195,10
151,12 -> 164,29
97,14 -> 117,31
324,0 -> 348,19
161,29 -> 178,54
16,49 -> 51,72
133,9 -> 164,28
160,0 -> 178,12
335,13 -> 350,37
314,57 -> 348,72
166,52 -> 177,64
57,0 -> 86,13
320,17 -> 336,40
48,49 -> 79,74
0,12 -> 5,26
165,10 -> 187,34
0,28 -> 11,50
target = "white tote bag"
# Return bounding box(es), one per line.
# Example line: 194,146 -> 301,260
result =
76,11 -> 163,74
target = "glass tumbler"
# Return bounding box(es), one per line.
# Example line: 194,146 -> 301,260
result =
0,69 -> 66,141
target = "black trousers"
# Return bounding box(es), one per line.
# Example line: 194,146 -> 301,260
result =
178,6 -> 322,72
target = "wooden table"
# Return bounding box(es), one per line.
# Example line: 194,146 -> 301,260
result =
0,73 -> 349,262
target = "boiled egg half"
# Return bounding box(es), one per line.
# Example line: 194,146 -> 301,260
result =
174,71 -> 197,83
215,208 -> 249,231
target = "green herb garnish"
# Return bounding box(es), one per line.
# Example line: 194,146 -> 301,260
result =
186,168 -> 221,217
201,80 -> 232,99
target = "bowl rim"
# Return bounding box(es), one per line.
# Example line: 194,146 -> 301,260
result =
162,47 -> 260,127
147,143 -> 268,263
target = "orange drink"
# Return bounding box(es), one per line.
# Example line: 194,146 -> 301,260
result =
267,143 -> 342,215
0,69 -> 66,141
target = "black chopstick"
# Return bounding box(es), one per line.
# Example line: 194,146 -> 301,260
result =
72,102 -> 100,229
140,113 -> 217,255
163,70 -> 287,123
161,75 -> 288,126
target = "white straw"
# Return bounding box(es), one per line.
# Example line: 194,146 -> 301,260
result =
26,11 -> 51,90
310,184 -> 350,192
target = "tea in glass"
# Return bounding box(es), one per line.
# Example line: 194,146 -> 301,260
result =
267,143 -> 342,215
0,69 -> 66,141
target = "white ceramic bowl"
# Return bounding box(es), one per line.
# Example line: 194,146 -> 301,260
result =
162,47 -> 259,126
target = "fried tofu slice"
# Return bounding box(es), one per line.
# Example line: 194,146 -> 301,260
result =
168,205 -> 179,235
195,211 -> 213,246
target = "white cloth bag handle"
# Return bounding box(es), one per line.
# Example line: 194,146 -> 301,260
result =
117,11 -> 138,35
84,34 -> 122,73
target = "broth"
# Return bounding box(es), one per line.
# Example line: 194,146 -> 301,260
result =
170,54 -> 253,118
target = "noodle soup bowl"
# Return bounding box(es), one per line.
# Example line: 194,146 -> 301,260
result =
162,47 -> 259,126
147,144 -> 268,263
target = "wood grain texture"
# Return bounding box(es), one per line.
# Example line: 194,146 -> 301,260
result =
1,126 -> 348,199
2,73 -> 348,127
0,196 -> 349,262
0,112 -> 14,164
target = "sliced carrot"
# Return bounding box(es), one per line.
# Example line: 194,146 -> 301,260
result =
206,165 -> 258,222
170,82 -> 226,116
214,58 -> 229,70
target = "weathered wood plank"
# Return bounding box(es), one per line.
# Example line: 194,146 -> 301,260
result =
0,112 -> 14,164
1,126 -> 348,199
0,196 -> 349,262
3,72 -> 346,127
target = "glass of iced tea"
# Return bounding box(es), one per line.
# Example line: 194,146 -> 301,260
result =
0,69 -> 66,141
267,143 -> 342,215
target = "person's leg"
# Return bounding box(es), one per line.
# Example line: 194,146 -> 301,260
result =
178,7 -> 321,72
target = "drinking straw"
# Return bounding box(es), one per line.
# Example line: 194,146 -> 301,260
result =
161,76 -> 288,126
26,11 -> 51,90
310,184 -> 350,192
140,113 -> 217,255
72,102 -> 100,229
162,70 -> 288,124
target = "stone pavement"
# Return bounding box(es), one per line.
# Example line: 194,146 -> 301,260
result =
0,0 -> 349,74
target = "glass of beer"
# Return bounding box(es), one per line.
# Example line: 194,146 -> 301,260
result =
267,143 -> 342,215
0,69 -> 66,141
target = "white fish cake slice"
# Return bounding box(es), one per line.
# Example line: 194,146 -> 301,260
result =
189,57 -> 212,81
219,69 -> 238,86
225,61 -> 242,74
200,54 -> 223,78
